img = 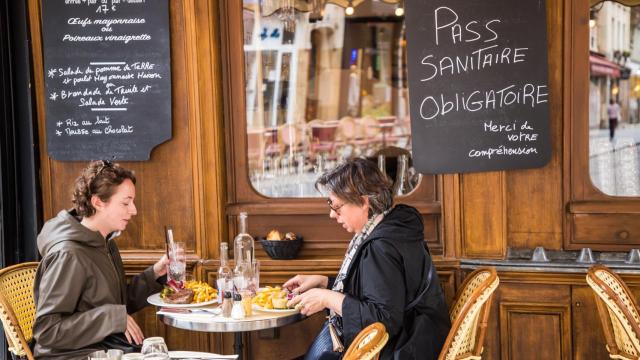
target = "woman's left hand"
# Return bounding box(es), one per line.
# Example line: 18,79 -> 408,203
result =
288,288 -> 345,316
152,254 -> 170,278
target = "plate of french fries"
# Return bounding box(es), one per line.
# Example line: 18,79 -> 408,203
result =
148,280 -> 218,308
252,286 -> 299,313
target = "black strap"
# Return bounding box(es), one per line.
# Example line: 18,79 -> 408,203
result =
405,250 -> 434,312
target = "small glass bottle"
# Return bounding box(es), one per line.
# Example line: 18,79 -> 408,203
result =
233,212 -> 255,270
217,242 -> 233,304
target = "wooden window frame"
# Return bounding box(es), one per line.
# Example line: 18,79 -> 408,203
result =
566,0 -> 640,250
218,0 -> 444,258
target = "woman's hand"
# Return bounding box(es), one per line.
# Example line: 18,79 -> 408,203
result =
283,274 -> 328,294
152,254 -> 170,278
124,315 -> 144,345
287,288 -> 345,316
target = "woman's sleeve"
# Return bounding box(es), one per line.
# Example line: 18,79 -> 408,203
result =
126,266 -> 165,313
340,240 -> 406,346
107,238 -> 164,313
33,251 -> 127,349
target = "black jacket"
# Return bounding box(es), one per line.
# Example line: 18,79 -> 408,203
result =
338,205 -> 450,360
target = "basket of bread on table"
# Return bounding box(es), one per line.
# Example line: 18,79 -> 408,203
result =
259,230 -> 302,260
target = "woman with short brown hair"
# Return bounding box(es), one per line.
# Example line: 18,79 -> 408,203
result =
33,160 -> 169,360
284,158 -> 450,360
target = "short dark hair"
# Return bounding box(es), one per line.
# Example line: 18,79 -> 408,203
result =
72,160 -> 136,217
316,158 -> 393,217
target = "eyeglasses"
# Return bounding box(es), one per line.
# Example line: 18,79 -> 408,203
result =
327,198 -> 345,215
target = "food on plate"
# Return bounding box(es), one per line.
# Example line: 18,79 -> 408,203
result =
271,297 -> 288,309
160,279 -> 217,304
266,229 -> 282,241
252,286 -> 294,309
184,280 -> 218,303
265,230 -> 298,241
163,288 -> 194,304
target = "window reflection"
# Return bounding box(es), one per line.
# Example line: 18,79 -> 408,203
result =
589,1 -> 640,196
242,0 -> 419,197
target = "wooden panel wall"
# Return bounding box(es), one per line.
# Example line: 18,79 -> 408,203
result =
499,302 -> 571,360
506,0 -> 564,250
459,0 -> 564,256
27,0 -> 228,353
477,270 -> 640,360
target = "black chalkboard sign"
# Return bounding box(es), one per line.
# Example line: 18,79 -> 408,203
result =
41,0 -> 171,161
404,0 -> 551,174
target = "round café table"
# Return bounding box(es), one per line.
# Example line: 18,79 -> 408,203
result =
157,308 -> 304,360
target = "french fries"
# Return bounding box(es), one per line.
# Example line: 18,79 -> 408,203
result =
252,286 -> 290,309
183,280 -> 217,303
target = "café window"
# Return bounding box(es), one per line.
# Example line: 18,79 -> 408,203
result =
588,1 -> 640,196
242,0 -> 419,197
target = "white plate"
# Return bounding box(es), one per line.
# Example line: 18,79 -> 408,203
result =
168,351 -> 237,359
147,293 -> 218,308
252,304 -> 299,314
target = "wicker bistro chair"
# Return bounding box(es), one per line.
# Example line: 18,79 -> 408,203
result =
343,322 -> 389,360
586,265 -> 640,359
438,267 -> 500,360
0,262 -> 39,360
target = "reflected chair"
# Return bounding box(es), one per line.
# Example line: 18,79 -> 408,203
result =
279,122 -> 308,156
343,322 -> 389,360
586,264 -> 640,359
439,267 -> 499,360
309,120 -> 339,160
351,116 -> 380,156
263,127 -> 283,158
0,262 -> 39,360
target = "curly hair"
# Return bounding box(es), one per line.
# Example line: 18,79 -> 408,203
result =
72,160 -> 136,217
315,158 -> 393,217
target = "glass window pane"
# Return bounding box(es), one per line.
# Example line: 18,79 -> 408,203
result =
589,1 -> 640,196
242,0 -> 420,197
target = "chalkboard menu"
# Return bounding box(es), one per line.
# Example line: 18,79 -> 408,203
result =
404,0 -> 551,174
42,0 -> 171,161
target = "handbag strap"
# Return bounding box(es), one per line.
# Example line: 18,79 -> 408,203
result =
404,249 -> 434,312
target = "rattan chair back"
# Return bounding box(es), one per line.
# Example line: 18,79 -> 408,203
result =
0,262 -> 38,360
587,264 -> 640,360
343,322 -> 389,360
438,267 -> 499,360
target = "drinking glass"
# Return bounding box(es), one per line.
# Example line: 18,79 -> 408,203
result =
251,259 -> 260,292
88,350 -> 108,359
121,354 -> 143,360
168,241 -> 186,283
240,289 -> 253,316
107,349 -> 123,360
141,337 -> 169,359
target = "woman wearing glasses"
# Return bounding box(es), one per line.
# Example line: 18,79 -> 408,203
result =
32,161 -> 169,360
284,158 -> 450,360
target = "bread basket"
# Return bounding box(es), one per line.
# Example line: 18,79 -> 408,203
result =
259,236 -> 303,260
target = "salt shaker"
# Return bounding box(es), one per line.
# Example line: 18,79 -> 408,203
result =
231,293 -> 245,319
